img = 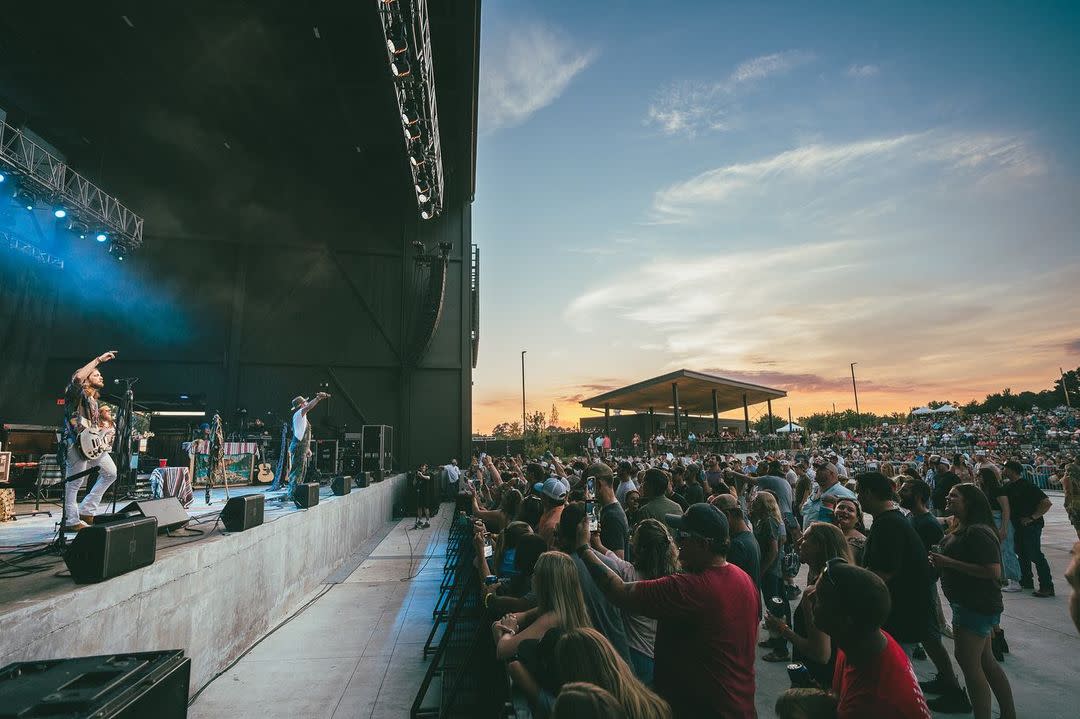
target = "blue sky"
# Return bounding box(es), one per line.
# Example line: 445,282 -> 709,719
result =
470,0 -> 1080,431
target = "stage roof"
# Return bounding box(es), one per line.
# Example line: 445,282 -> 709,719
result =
579,370 -> 787,415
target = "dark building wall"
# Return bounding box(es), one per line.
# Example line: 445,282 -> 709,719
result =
0,203 -> 473,469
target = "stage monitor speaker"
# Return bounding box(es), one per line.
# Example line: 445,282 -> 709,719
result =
292,482 -> 320,508
331,475 -> 351,496
0,650 -> 190,719
354,472 -> 370,489
63,516 -> 158,584
114,497 -> 190,533
221,494 -> 264,532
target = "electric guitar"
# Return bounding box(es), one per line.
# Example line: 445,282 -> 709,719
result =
76,417 -> 113,460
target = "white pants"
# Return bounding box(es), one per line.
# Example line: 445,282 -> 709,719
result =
64,443 -> 118,525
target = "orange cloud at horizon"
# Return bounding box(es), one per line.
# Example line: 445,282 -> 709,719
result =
472,367 -> 1067,435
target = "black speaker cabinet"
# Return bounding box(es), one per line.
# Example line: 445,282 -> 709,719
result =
292,482 -> 320,508
101,497 -> 190,533
330,475 -> 351,496
220,494 -> 264,532
64,517 -> 158,584
354,471 -> 370,489
0,650 -> 190,719
361,424 -> 393,476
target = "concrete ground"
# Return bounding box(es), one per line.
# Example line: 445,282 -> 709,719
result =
754,491 -> 1079,718
188,508 -> 450,719
188,497 -> 1078,719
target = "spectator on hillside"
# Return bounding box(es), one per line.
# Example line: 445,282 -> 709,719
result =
711,493 -> 761,589
931,457 -> 961,517
624,489 -> 642,521
589,518 -> 679,684
577,503 -> 759,719
1001,460 -> 1054,596
928,483 -> 1016,719
492,551 -> 591,660
857,471 -> 969,713
636,469 -> 683,524
766,522 -> 852,687
556,628 -> 672,719
812,560 -> 931,719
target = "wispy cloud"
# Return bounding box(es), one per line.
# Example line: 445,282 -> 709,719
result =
646,50 -> 814,136
651,131 -> 1045,223
847,64 -> 880,78
479,21 -> 596,132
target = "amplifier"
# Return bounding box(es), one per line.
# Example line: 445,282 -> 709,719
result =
0,650 -> 190,719
361,425 -> 393,475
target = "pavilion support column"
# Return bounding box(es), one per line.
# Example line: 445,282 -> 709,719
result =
672,382 -> 681,439
604,404 -> 610,434
649,407 -> 654,437
743,393 -> 750,434
711,389 -> 720,436
768,399 -> 775,434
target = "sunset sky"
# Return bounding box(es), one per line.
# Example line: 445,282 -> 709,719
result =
470,0 -> 1080,434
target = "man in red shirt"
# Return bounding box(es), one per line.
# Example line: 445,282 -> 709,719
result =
813,559 -> 931,719
577,503 -> 759,718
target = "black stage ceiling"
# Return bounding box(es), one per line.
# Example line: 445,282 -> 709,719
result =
0,0 -> 478,245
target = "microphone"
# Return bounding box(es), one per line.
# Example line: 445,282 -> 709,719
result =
113,377 -> 140,385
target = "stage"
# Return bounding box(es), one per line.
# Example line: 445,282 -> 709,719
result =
0,475 -> 407,698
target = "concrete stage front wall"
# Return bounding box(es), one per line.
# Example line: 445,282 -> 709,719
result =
0,474 -> 407,696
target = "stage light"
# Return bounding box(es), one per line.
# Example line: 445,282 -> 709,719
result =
415,177 -> 432,204
0,172 -> 5,183
109,243 -> 125,261
408,151 -> 426,169
403,123 -> 422,142
401,105 -> 420,126
54,208 -> 67,219
96,232 -> 108,242
386,23 -> 408,55
390,55 -> 411,78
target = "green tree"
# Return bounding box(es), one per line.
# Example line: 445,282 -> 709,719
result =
491,421 -> 522,439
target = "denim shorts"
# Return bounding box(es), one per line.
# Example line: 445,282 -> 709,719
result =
950,603 -> 1000,638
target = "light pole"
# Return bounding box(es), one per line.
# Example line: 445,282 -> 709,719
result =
521,350 -> 527,438
850,362 -> 861,428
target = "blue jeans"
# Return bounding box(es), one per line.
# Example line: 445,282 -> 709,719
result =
994,510 -> 1020,582
1015,521 -> 1053,588
629,647 -> 654,686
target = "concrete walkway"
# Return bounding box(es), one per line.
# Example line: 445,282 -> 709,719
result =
189,508 -> 450,719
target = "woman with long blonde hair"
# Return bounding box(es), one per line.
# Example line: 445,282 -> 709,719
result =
556,628 -> 672,719
492,551 -> 590,659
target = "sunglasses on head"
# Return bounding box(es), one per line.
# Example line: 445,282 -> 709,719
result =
820,556 -> 848,591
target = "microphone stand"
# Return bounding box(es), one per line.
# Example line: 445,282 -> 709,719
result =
110,377 -> 138,514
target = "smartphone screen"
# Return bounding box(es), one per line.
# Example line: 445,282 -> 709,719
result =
483,543 -> 493,558
586,499 -> 599,532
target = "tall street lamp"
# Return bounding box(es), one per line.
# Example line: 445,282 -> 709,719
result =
521,350 -> 527,438
850,362 -> 861,428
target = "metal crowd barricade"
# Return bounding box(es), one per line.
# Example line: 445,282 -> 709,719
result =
412,512 -> 509,718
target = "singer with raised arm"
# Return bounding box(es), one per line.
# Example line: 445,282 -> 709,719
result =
61,350 -> 119,531
282,391 -> 330,498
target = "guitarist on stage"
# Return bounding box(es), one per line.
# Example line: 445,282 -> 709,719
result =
61,350 -> 119,532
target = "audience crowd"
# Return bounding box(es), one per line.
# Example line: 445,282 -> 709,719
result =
455,406 -> 1080,719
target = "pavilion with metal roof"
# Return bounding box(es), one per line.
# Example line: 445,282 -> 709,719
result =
579,369 -> 788,436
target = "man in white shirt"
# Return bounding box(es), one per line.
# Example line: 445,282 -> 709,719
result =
443,459 -> 461,498
272,391 -> 329,496
615,461 -> 638,504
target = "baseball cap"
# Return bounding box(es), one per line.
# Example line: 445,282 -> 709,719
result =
710,493 -> 740,511
533,478 -> 568,501
665,503 -> 730,542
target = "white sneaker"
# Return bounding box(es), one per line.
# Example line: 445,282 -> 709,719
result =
1002,580 -> 1022,593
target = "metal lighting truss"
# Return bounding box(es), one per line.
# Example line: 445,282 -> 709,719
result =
0,118 -> 144,249
3,229 -> 64,269
377,0 -> 444,220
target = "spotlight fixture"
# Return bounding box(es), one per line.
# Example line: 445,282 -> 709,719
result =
401,105 -> 420,126
14,188 -> 35,210
54,208 -> 67,219
67,219 -> 91,239
408,150 -> 426,169
403,123 -> 422,142
390,55 -> 411,78
414,175 -> 432,204
96,232 -> 108,243
108,242 -> 126,261
0,172 -> 5,183
385,22 -> 408,55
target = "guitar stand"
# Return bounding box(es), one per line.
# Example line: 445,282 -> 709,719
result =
48,466 -> 101,555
